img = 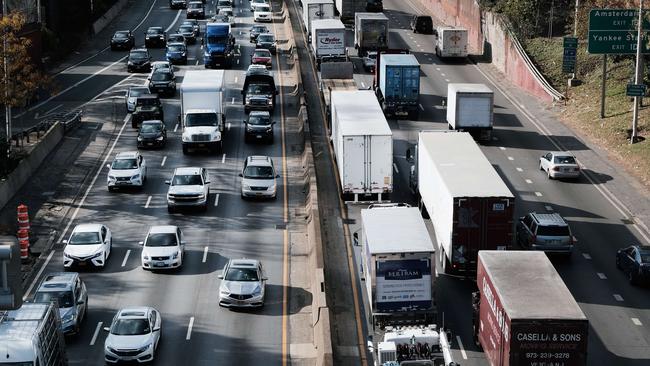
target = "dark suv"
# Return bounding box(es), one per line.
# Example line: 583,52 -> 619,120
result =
144,27 -> 166,48
244,111 -> 274,143
148,69 -> 176,97
132,95 -> 164,128
169,0 -> 187,9
410,15 -> 434,34
127,49 -> 152,73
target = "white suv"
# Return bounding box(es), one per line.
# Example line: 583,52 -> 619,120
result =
107,151 -> 147,191
140,226 -> 185,270
166,167 -> 210,212
63,224 -> 112,268
240,155 -> 278,199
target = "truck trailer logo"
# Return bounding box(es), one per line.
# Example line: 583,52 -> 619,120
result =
385,268 -> 422,280
482,277 -> 509,342
319,37 -> 342,45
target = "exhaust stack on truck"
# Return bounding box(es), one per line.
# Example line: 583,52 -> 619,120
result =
474,251 -> 589,366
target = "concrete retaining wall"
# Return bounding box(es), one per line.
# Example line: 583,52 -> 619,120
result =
415,0 -> 559,102
92,0 -> 128,35
0,123 -> 64,211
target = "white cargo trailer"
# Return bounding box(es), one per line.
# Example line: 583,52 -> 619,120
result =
331,90 -> 392,201
446,83 -> 494,141
311,18 -> 346,69
303,0 -> 335,35
435,27 -> 468,59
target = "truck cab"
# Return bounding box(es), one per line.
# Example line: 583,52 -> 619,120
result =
203,22 -> 235,68
179,70 -> 225,154
242,65 -> 277,112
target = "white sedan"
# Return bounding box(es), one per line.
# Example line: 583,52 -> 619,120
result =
104,307 -> 161,364
140,226 -> 185,270
254,4 -> 272,22
63,224 -> 112,268
539,151 -> 581,179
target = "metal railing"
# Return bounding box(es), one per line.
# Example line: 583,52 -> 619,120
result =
9,109 -> 82,147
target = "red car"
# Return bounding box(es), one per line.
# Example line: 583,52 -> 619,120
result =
251,49 -> 272,69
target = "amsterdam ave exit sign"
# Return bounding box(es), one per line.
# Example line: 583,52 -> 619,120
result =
588,9 -> 650,54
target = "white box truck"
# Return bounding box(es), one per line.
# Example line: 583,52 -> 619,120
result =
407,131 -> 514,276
311,18 -> 347,69
331,90 -> 392,201
435,26 -> 468,59
447,83 -> 494,141
0,303 -> 68,366
179,70 -> 226,154
303,0 -> 335,35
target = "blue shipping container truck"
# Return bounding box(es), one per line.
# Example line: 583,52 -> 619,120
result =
376,53 -> 420,120
204,23 -> 234,68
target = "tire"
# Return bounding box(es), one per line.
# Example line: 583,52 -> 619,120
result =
182,145 -> 188,155
167,206 -> 174,213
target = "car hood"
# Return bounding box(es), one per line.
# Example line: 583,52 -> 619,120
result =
168,185 -> 205,195
220,280 -> 261,295
184,126 -> 219,134
242,177 -> 275,188
109,168 -> 140,178
130,58 -> 149,64
142,246 -> 180,257
167,51 -> 185,56
59,306 -> 75,319
106,334 -> 153,350
146,34 -> 163,38
64,244 -> 104,257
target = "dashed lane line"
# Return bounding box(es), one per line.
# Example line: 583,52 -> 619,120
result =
222,153 -> 226,164
174,123 -> 179,132
392,163 -> 399,174
525,179 -> 533,184
534,192 -> 543,197
214,193 -> 220,206
597,272 -> 607,279
202,246 -> 209,263
186,317 -> 195,340
161,156 -> 167,167
632,318 -> 643,326
583,253 -> 592,260
145,196 -> 152,208
545,205 -> 554,211
122,250 -> 131,267
516,167 -> 523,172
613,294 -> 624,302
90,322 -> 103,346
456,336 -> 468,360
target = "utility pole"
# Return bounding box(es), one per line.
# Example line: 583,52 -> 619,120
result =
3,0 -> 11,156
631,0 -> 644,144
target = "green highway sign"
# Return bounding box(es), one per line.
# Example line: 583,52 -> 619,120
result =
626,83 -> 646,97
564,37 -> 578,48
588,8 -> 650,54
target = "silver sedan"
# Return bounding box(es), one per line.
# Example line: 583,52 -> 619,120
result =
218,259 -> 267,308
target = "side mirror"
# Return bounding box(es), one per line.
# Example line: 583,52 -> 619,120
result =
238,173 -> 243,177
217,274 -> 224,279
405,148 -> 413,163
153,326 -> 161,331
77,300 -> 85,305
205,180 -> 211,184
103,327 -> 110,332
138,241 -> 144,245
106,164 -> 111,169
262,276 -> 268,281
243,120 -> 247,124
272,121 -> 276,125
353,232 -> 359,246
165,180 -> 171,185
180,241 -> 186,245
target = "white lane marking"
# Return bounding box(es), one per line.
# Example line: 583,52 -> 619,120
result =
234,76 -> 238,83
456,336 -> 468,360
418,104 -> 424,111
214,193 -> 220,206
507,156 -> 514,161
222,154 -> 226,163
392,163 -> 399,174
436,67 -> 441,71
534,192 -> 543,197
582,253 -> 592,260
632,318 -> 643,326
361,82 -> 366,88
231,97 -> 235,104
23,250 -> 55,299
441,73 -> 446,77
44,104 -> 63,115
445,79 -> 450,82
186,317 -> 195,340
545,205 -> 554,211
597,272 -> 607,279
161,156 -> 167,167
492,136 -> 499,141
122,250 -> 131,267
174,123 -> 179,132
499,146 -> 506,150
227,122 -> 231,131
145,196 -> 152,208
200,45 -> 203,50
202,246 -> 209,263
516,167 -> 523,172
165,10 -> 183,33
56,115 -> 130,244
90,322 -> 103,346
525,179 -> 533,184
613,294 -> 624,302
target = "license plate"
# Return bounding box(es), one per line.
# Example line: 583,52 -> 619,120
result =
256,192 -> 263,195
117,181 -> 128,185
78,262 -> 87,266
147,143 -> 153,146
396,111 -> 408,116
153,262 -> 166,267
256,135 -> 262,139
198,143 -> 205,147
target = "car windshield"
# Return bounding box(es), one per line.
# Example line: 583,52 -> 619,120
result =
248,114 -> 270,125
130,51 -> 148,60
168,44 -> 185,52
34,291 -> 75,308
252,26 -> 267,33
141,124 -> 162,133
247,83 -> 273,95
258,35 -> 274,42
179,26 -> 193,33
129,88 -> 148,98
418,17 -> 432,26
254,50 -> 270,57
114,32 -> 129,39
537,226 -> 570,236
244,165 -> 274,179
69,231 -> 101,245
112,158 -> 138,170
554,156 -> 576,164
252,0 -> 265,4
189,3 -> 202,9
185,113 -> 218,127
147,28 -> 162,35
639,250 -> 650,263
207,35 -> 229,44
224,267 -> 259,281
172,174 -> 203,185
111,318 -> 150,335
257,5 -> 270,11
145,233 -> 177,247
152,72 -> 172,81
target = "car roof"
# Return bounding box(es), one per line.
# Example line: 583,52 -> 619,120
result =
115,151 -> 139,159
246,155 -> 272,166
167,42 -> 186,47
148,26 -> 163,31
229,258 -> 260,267
115,30 -> 130,34
530,212 -> 568,226
73,223 -> 103,233
148,225 -> 178,234
142,120 -> 164,125
130,48 -> 148,53
551,151 -> 575,157
174,167 -> 203,175
117,307 -> 152,319
36,272 -> 78,292
249,111 -> 270,117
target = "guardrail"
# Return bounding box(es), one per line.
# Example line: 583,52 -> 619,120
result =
9,109 -> 82,147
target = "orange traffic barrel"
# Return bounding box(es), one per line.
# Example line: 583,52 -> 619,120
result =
17,228 -> 29,259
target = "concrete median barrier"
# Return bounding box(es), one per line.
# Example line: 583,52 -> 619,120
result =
92,0 -> 128,35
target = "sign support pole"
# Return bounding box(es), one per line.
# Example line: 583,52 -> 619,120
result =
601,54 -> 607,119
631,0 -> 644,143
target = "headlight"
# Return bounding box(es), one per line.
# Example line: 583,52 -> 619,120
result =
156,136 -> 164,141
137,136 -> 143,141
182,52 -> 186,56
245,97 -> 252,103
143,255 -> 150,260
182,133 -> 191,142
268,184 -> 276,191
204,51 -> 210,57
266,99 -> 272,105
107,346 -> 118,353
128,61 -> 134,65
167,194 -> 173,200
265,126 -> 273,132
172,251 -> 179,259
252,286 -> 262,296
63,253 -> 72,259
62,312 -> 75,323
90,251 -> 104,259
149,82 -> 154,88
211,132 -> 221,141
108,175 -> 116,181
219,289 -> 230,295
242,184 -> 251,190
197,193 -> 206,199
131,174 -> 141,180
136,344 -> 152,353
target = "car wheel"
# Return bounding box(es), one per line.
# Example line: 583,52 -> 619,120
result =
167,206 -> 174,213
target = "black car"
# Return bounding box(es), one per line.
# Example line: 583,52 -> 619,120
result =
132,94 -> 164,128
167,33 -> 186,45
250,25 -> 269,42
144,27 -> 166,48
181,20 -> 200,36
616,245 -> 650,285
166,42 -> 188,65
127,49 -> 152,73
169,0 -> 187,9
178,25 -> 197,44
365,0 -> 383,12
244,111 -> 274,143
137,120 -> 167,148
411,15 -> 434,34
148,69 -> 176,97
110,30 -> 135,50
255,33 -> 276,54
187,1 -> 205,19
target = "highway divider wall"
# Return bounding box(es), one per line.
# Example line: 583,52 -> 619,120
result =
0,122 -> 64,211
92,0 -> 128,35
415,0 -> 563,102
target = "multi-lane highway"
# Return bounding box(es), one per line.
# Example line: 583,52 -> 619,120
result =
18,0 -> 306,365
